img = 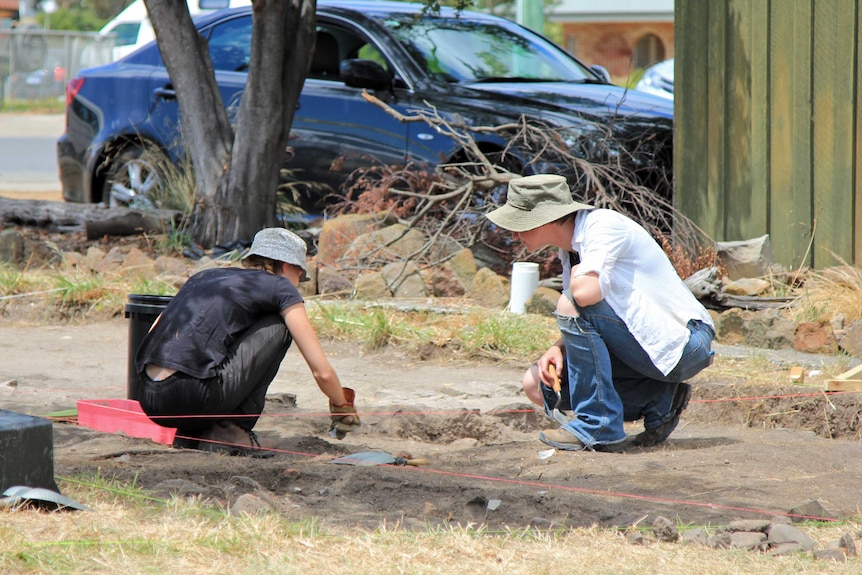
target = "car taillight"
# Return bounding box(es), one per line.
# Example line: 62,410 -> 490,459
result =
66,78 -> 84,107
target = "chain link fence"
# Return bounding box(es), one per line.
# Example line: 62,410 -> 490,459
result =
0,26 -> 115,105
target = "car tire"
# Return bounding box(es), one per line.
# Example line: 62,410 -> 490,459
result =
101,145 -> 161,208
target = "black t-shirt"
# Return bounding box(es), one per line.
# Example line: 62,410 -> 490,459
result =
135,267 -> 304,379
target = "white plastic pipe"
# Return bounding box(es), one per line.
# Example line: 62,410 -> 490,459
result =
509,262 -> 539,314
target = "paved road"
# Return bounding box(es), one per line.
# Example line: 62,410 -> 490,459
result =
0,113 -> 65,197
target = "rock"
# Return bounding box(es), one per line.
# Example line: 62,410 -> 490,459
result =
530,517 -> 553,529
525,286 -> 559,315
317,266 -> 353,297
651,516 -> 679,542
61,251 -> 87,271
0,229 -> 26,264
743,309 -> 796,349
229,493 -> 273,516
353,271 -> 390,299
813,548 -> 847,562
680,527 -> 709,545
426,263 -> 466,297
382,260 -> 426,298
722,277 -> 771,296
788,500 -> 837,523
715,308 -> 746,344
468,267 -> 509,308
299,255 -> 318,297
120,247 -> 155,278
728,519 -> 771,532
448,248 -> 478,288
767,523 -> 816,551
94,246 -> 127,274
85,246 -> 107,272
768,542 -> 802,556
154,254 -> 190,278
730,531 -> 766,550
708,533 -> 732,548
837,319 -> 862,360
626,531 -> 648,545
839,533 -> 857,556
317,212 -> 394,266
793,322 -> 838,354
341,223 -> 426,266
717,235 -> 781,280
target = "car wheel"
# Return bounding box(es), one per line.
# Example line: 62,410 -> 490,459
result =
102,145 -> 161,208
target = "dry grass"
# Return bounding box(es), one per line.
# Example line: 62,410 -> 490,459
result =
2,477 -> 859,575
787,265 -> 862,324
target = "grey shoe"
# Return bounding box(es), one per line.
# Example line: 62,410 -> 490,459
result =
633,383 -> 692,447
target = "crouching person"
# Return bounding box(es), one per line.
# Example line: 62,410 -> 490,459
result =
486,175 -> 714,452
136,227 -> 360,457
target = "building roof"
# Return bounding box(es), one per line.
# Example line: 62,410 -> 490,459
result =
548,0 -> 674,23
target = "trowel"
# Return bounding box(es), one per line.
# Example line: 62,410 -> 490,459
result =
548,363 -> 570,426
330,451 -> 429,467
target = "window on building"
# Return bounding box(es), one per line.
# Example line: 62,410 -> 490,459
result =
634,33 -> 665,68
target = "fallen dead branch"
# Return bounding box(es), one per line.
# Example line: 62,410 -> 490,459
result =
329,92 -> 717,277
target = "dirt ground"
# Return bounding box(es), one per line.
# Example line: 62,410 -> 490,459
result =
2,316 -> 861,531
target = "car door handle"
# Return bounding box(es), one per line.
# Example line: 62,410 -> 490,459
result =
153,85 -> 176,100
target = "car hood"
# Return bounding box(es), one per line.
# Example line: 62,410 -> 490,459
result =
456,81 -> 674,124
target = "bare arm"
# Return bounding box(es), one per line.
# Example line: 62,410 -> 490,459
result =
570,269 -> 603,306
281,303 -> 349,406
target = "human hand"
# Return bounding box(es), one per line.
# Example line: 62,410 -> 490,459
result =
539,347 -> 564,389
329,387 -> 360,439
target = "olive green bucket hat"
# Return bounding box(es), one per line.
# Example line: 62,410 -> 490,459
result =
486,174 -> 593,232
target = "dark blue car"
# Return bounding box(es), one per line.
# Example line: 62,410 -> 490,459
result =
57,0 -> 674,212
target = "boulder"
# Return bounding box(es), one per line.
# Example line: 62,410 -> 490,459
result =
341,223 -> 426,266
425,263 -> 466,297
317,212 -> 394,266
793,322 -> 838,354
382,261 -> 426,298
353,271 -> 390,300
468,267 -> 509,308
717,235 -> 782,280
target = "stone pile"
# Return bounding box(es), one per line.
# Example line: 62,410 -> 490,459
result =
4,220 -> 862,360
628,504 -> 859,563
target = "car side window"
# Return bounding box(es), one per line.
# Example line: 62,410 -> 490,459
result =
206,15 -> 252,72
309,24 -> 392,81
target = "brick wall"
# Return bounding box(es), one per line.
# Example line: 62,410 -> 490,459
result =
560,22 -> 674,82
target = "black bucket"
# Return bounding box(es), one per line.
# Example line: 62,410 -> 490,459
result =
125,294 -> 173,400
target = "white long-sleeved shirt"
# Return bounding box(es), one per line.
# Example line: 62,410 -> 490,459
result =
561,209 -> 714,375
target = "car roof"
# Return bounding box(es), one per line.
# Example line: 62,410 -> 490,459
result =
193,0 -> 501,27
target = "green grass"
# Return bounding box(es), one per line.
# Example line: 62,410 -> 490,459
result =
0,98 -> 66,114
2,473 -> 859,575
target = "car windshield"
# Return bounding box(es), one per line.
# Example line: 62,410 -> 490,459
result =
381,15 -> 593,84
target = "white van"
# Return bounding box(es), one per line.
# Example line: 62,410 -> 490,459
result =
99,0 -> 251,61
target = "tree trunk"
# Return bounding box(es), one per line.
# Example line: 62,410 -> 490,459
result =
143,0 -> 316,248
226,0 -> 316,240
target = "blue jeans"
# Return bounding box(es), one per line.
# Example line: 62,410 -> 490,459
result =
541,299 -> 714,449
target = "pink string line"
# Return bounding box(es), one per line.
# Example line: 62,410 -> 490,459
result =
160,431 -> 842,523
42,390 -> 855,523
71,388 -> 861,422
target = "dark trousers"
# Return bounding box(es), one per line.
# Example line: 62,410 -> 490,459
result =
138,315 -> 292,432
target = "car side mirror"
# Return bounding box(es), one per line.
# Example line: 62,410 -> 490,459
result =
340,58 -> 393,91
589,64 -> 612,84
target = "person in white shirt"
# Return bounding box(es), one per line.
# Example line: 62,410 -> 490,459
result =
486,175 -> 715,451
